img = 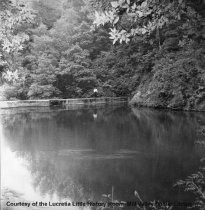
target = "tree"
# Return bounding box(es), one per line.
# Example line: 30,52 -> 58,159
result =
51,2 -> 98,98
31,0 -> 63,29
92,0 -> 205,110
0,0 -> 36,82
93,0 -> 205,44
22,0 -> 99,99
27,53 -> 61,99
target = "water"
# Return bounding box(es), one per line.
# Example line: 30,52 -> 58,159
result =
1,105 -> 204,210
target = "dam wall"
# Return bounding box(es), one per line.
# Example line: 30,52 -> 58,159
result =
0,97 -> 128,109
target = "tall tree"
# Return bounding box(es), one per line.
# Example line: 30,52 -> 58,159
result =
0,0 -> 35,82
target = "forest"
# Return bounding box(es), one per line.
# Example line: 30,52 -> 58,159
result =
0,0 -> 205,111
1,1 -> 205,210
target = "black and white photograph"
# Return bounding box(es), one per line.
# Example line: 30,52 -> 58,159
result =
0,0 -> 205,210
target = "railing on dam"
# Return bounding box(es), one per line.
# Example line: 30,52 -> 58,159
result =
0,97 -> 128,109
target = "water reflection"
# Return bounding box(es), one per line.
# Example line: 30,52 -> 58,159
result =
1,106 -> 205,209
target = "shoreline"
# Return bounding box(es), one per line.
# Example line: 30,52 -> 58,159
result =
0,97 -> 128,109
0,97 -> 204,112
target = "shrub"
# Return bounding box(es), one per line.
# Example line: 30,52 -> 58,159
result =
175,125 -> 205,210
27,83 -> 61,99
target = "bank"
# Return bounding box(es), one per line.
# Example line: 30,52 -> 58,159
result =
0,97 -> 128,109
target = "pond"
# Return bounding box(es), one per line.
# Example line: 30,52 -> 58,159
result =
1,105 -> 204,210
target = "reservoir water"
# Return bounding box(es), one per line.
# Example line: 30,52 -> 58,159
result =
1,105 -> 204,210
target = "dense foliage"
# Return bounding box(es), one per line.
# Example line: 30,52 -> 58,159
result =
0,0 -> 204,111
93,0 -> 205,110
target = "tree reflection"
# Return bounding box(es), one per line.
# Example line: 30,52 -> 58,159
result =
1,106 -> 205,204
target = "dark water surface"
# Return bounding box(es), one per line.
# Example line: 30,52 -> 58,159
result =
1,105 -> 204,209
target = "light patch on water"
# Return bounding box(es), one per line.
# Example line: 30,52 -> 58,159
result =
0,119 -> 89,210
1,134 -> 45,202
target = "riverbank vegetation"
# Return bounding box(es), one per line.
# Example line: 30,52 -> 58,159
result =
174,124 -> 205,210
0,0 -> 204,110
